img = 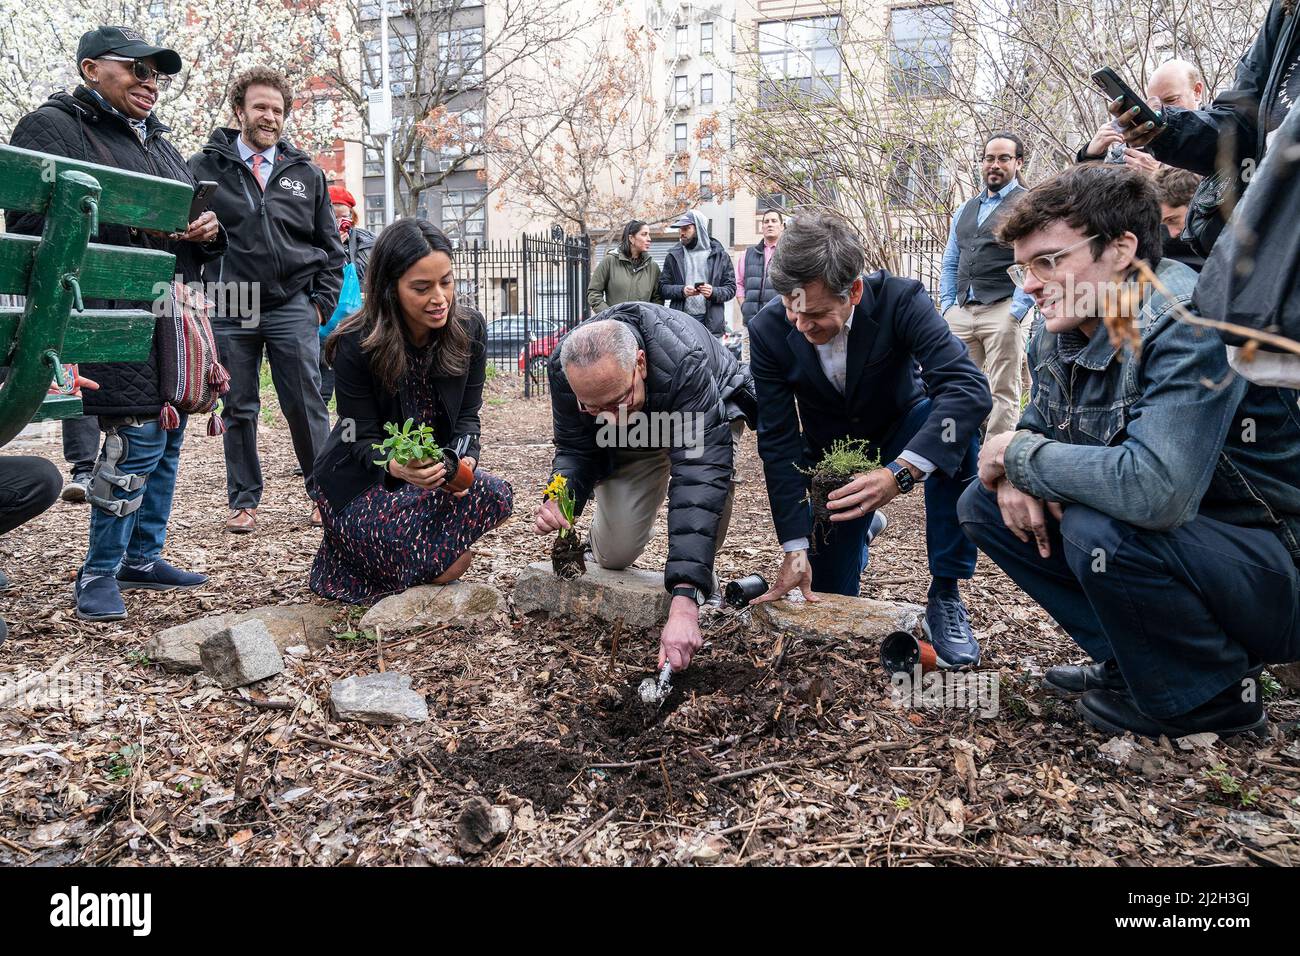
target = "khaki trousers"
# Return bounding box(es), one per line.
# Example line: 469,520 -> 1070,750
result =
945,297 -> 1027,436
588,422 -> 742,587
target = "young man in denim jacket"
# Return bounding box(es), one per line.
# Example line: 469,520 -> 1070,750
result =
959,163 -> 1300,739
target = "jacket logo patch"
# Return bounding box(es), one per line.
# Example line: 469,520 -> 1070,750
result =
278,177 -> 307,196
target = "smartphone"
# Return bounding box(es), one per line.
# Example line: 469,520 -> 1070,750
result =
1091,67 -> 1164,129
188,181 -> 218,223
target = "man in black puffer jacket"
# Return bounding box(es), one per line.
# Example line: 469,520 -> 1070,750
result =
533,303 -> 756,672
7,26 -> 227,622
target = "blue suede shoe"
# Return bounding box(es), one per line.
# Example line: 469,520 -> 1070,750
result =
924,593 -> 980,668
117,559 -> 208,591
75,571 -> 127,622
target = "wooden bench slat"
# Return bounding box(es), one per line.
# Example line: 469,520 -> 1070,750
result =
0,308 -> 156,364
0,144 -> 190,233
29,393 -> 82,423
0,235 -> 178,301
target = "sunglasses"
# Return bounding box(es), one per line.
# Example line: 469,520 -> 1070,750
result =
99,55 -> 174,90
1007,234 -> 1100,288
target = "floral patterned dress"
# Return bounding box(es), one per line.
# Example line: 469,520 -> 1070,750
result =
308,350 -> 513,604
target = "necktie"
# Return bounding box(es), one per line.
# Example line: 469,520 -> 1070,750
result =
251,154 -> 267,190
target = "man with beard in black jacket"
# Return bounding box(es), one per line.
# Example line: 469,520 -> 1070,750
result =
533,304 -> 756,672
190,67 -> 345,535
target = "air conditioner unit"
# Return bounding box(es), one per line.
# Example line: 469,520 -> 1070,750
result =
438,159 -> 453,172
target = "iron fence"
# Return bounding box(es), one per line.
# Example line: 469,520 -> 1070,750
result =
894,224 -> 947,306
454,231 -> 591,396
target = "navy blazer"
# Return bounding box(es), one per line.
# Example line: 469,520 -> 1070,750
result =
749,270 -> 992,543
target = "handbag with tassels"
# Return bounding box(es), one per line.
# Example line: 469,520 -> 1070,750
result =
157,278 -> 230,435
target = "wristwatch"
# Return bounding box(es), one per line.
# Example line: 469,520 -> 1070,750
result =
672,584 -> 701,603
886,461 -> 917,495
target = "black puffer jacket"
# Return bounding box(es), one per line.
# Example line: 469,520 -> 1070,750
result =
548,302 -> 756,595
7,87 -> 227,418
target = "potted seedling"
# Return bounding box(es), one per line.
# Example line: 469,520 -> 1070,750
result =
805,438 -> 881,540
372,419 -> 474,492
542,473 -> 585,578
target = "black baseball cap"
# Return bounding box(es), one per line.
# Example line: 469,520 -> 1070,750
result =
76,26 -> 182,76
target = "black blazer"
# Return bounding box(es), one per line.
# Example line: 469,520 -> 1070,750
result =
749,270 -> 992,544
311,311 -> 487,512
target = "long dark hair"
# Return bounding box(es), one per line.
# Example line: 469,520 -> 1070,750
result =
326,218 -> 471,393
618,219 -> 648,259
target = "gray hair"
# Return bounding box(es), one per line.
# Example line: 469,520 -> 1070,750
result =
768,212 -> 865,300
560,319 -> 638,374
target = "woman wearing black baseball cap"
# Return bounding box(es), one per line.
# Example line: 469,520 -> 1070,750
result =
6,25 -> 227,624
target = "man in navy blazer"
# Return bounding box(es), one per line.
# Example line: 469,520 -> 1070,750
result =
749,213 -> 993,667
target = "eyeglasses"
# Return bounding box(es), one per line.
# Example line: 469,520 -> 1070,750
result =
1007,235 -> 1100,288
982,153 -> 1017,164
99,55 -> 174,90
578,371 -> 638,416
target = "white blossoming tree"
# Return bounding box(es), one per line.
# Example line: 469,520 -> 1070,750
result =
0,0 -> 353,157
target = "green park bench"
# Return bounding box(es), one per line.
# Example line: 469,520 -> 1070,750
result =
0,143 -> 192,447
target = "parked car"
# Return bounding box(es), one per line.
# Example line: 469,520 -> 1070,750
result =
485,314 -> 558,361
519,331 -> 560,386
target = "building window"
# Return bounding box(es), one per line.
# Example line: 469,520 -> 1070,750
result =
364,146 -> 383,177
438,27 -> 484,88
889,5 -> 954,97
699,169 -> 712,199
443,188 -> 487,243
438,109 -> 484,156
674,74 -> 688,107
757,16 -> 841,108
886,144 -> 946,208
700,73 -> 713,105
674,123 -> 687,153
728,217 -> 735,246
365,193 -> 385,231
700,21 -> 713,55
676,24 -> 688,55
674,171 -> 686,188
364,33 -> 416,95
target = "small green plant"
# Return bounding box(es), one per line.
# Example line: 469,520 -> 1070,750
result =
336,628 -> 378,643
893,795 -> 911,810
485,363 -> 499,381
1203,763 -> 1260,808
804,438 -> 880,480
372,418 -> 440,468
107,743 -> 143,781
1261,671 -> 1283,701
543,473 -> 585,578
125,650 -> 152,667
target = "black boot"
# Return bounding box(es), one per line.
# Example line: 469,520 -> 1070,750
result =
1077,671 -> 1268,739
1044,659 -> 1126,696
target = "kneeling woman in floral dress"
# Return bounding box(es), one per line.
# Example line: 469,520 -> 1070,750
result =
309,218 -> 514,602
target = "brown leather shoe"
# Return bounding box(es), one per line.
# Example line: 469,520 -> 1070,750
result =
227,508 -> 257,534
310,505 -> 323,528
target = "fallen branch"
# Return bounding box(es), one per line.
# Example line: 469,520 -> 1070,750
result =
559,807 -> 618,859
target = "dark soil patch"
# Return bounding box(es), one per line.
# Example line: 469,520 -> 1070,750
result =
598,658 -> 765,741
433,740 -> 584,813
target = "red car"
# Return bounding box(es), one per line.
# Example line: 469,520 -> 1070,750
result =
519,331 -> 559,384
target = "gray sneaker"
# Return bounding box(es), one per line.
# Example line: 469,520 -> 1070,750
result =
60,473 -> 91,504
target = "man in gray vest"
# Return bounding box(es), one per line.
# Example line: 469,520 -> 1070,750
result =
736,208 -> 784,328
939,132 -> 1035,436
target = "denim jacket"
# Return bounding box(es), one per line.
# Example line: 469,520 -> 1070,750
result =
1006,258 -> 1300,562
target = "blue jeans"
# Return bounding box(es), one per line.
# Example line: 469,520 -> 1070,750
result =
83,417 -> 186,576
810,398 -> 980,595
958,481 -> 1300,717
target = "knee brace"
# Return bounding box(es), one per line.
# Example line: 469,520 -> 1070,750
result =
88,430 -> 148,517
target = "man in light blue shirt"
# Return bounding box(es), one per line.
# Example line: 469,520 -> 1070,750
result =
939,132 -> 1034,435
